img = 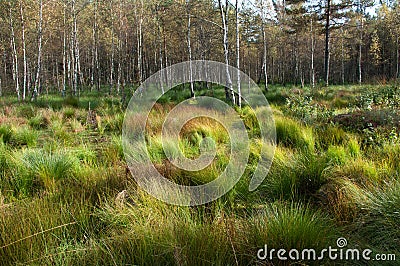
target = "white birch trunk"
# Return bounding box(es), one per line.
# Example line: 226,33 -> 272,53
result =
33,0 -> 43,100
235,0 -> 241,107
9,2 -> 20,101
187,1 -> 195,98
218,0 -> 235,105
20,1 -> 27,100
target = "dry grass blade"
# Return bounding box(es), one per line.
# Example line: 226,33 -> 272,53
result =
0,221 -> 77,250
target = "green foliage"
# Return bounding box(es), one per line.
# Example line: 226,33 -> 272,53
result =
0,125 -> 13,144
63,108 -> 76,119
285,94 -> 333,124
325,145 -> 349,165
248,203 -> 337,252
275,116 -> 315,152
354,181 -> 400,251
28,114 -> 49,130
0,86 -> 399,265
63,96 -> 80,108
315,125 -> 349,150
17,104 -> 35,119
15,149 -> 80,194
261,148 -> 327,200
358,86 -> 400,110
11,127 -> 38,148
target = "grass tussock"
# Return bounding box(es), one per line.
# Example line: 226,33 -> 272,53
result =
0,86 -> 399,265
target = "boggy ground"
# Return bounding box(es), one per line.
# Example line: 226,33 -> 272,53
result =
0,84 -> 399,265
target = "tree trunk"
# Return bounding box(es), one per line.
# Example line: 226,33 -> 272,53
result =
95,0 -> 100,91
91,0 -> 98,90
158,24 -> 164,94
135,0 -> 144,85
310,16 -> 315,88
187,1 -> 195,98
261,0 -> 268,92
33,0 -> 43,100
20,0 -> 27,101
341,28 -> 345,85
358,17 -> 363,85
110,1 -> 115,94
324,0 -> 330,86
71,0 -> 78,96
62,1 -> 67,96
117,0 -> 123,95
9,1 -> 20,101
396,34 -> 399,80
235,0 -> 241,107
218,0 -> 235,105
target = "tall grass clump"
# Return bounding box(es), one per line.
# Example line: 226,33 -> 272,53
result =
72,192 -> 236,265
352,181 -> 400,252
62,107 -> 76,120
325,158 -> 381,187
315,125 -> 349,150
0,144 -> 13,194
28,113 -> 49,130
325,145 -> 349,166
63,96 -> 79,107
100,134 -> 124,166
248,202 -> 338,261
10,127 -> 38,148
14,149 -> 80,195
0,125 -> 13,144
0,197 -> 93,266
261,148 -> 328,200
275,116 -> 315,152
335,180 -> 400,254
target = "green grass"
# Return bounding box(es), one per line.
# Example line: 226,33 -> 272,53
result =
13,149 -> 80,195
275,115 -> 315,152
0,85 -> 399,265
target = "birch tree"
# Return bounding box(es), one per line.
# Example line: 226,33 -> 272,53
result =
9,1 -> 20,101
324,0 -> 331,86
187,0 -> 195,98
218,0 -> 235,105
260,0 -> 268,92
19,0 -> 27,100
32,0 -> 43,100
235,0 -> 241,107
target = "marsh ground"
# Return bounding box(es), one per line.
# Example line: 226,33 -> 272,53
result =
0,84 -> 399,265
